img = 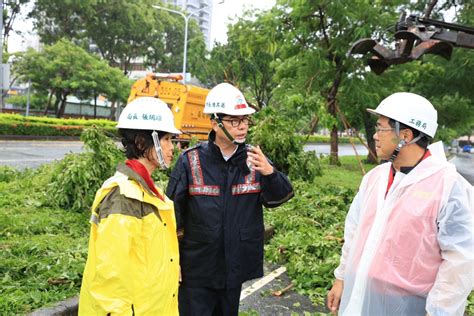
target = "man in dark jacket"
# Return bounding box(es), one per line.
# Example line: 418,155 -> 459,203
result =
166,83 -> 294,316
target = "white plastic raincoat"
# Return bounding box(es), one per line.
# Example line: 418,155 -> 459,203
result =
335,143 -> 474,316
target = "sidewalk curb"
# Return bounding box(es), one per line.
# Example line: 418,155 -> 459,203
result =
0,135 -> 81,141
29,297 -> 78,316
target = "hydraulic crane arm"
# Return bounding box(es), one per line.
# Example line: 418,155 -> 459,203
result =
348,13 -> 474,74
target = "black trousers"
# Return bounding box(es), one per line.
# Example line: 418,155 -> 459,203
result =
178,285 -> 242,316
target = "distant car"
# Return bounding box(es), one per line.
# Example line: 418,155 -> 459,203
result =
462,145 -> 472,153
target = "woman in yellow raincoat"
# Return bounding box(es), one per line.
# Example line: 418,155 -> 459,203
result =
79,97 -> 181,315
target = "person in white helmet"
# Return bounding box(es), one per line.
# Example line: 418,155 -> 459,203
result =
166,83 -> 294,316
79,97 -> 181,315
327,92 -> 473,316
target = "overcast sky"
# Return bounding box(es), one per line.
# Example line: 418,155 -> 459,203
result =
211,0 -> 275,45
8,0 -> 276,52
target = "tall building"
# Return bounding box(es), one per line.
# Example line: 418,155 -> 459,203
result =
162,0 -> 213,49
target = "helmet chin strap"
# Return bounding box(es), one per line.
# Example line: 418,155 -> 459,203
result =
389,121 -> 424,163
212,114 -> 245,145
152,131 -> 169,169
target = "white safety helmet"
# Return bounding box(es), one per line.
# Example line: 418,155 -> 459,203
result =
204,83 -> 256,116
117,97 -> 181,134
367,92 -> 438,138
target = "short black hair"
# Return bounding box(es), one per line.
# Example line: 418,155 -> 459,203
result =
388,119 -> 431,149
119,129 -> 167,159
209,113 -> 226,121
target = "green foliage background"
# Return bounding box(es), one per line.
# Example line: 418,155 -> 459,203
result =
46,127 -> 123,211
0,165 -> 89,314
6,94 -> 49,110
249,108 -> 322,182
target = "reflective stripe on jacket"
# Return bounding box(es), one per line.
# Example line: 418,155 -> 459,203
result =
166,131 -> 294,289
79,164 -> 179,315
335,148 -> 473,316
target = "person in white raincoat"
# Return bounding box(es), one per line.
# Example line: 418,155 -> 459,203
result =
327,92 -> 473,316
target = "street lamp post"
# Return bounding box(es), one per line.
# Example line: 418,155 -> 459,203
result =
153,5 -> 208,84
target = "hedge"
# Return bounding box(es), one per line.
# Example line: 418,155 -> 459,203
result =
0,113 -> 115,126
0,114 -> 117,137
297,134 -> 363,144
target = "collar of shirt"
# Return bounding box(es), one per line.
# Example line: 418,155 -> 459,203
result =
207,130 -> 246,163
386,149 -> 431,197
220,145 -> 238,161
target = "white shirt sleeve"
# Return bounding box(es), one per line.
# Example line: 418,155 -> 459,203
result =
426,177 -> 474,316
334,191 -> 362,280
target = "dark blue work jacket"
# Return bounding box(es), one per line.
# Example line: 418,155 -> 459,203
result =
166,131 -> 294,289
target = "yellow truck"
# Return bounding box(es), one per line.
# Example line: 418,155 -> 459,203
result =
128,73 -> 211,142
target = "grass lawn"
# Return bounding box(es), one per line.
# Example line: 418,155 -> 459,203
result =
0,166 -> 89,314
318,155 -> 377,190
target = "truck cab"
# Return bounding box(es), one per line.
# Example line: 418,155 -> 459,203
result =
128,74 -> 212,142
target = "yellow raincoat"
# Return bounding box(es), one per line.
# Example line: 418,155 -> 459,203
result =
79,164 -> 179,315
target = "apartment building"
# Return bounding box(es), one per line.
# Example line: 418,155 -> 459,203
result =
162,0 -> 213,49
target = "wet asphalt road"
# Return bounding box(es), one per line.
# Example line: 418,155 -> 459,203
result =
449,152 -> 474,185
0,140 -> 84,169
1,141 -> 472,185
240,263 -> 322,315
1,141 -> 366,169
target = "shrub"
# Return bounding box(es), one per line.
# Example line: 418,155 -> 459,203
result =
249,107 -> 321,181
288,150 -> 322,181
265,181 -> 355,306
46,127 -> 123,211
0,166 -> 18,183
5,94 -> 49,110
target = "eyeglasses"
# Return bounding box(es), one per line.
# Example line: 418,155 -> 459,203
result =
221,117 -> 252,127
374,126 -> 395,133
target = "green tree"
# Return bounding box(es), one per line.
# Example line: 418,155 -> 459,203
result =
27,0 -> 90,47
28,0 -> 207,120
5,92 -> 48,110
16,39 -> 130,117
199,42 -> 241,87
202,2 -> 407,164
2,0 -> 30,47
143,7 -> 206,74
2,0 -> 32,105
82,0 -> 159,73
269,0 -> 414,164
227,11 -> 280,109
348,1 -> 474,143
28,0 -> 207,75
246,0 -> 470,164
199,10 -> 280,109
